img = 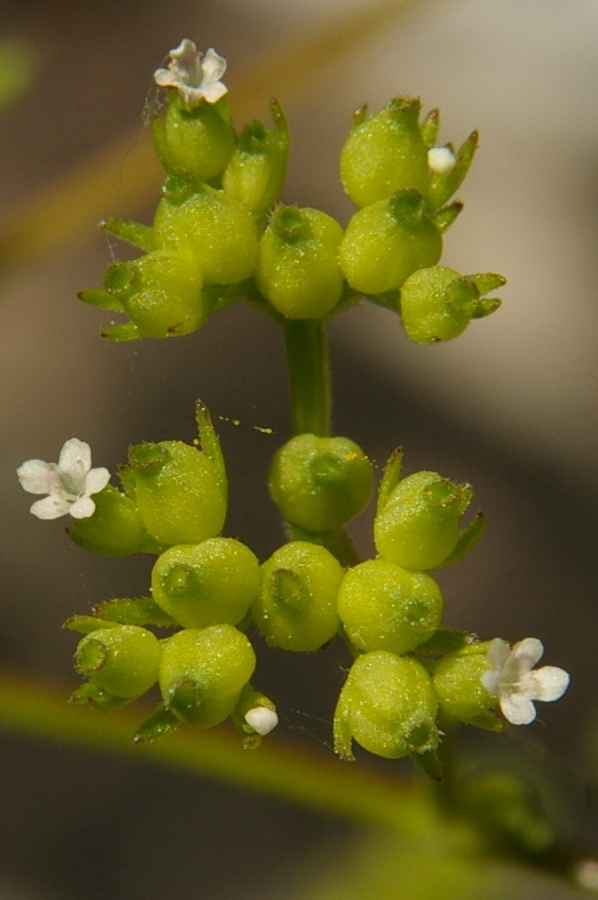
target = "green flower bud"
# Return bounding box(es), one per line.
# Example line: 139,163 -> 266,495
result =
151,537 -> 260,628
152,92 -> 235,182
253,541 -> 343,651
400,266 -> 504,344
334,650 -> 439,760
67,484 -> 158,556
337,559 -> 443,655
268,433 -> 374,531
375,467 -> 475,570
338,190 -> 442,295
75,625 -> 161,699
255,206 -> 345,319
340,98 -> 429,207
154,176 -> 259,285
89,250 -> 206,341
433,641 -> 502,729
159,625 -> 256,728
128,440 -> 226,546
222,100 -> 289,219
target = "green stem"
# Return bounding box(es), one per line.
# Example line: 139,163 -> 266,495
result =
0,671 -> 431,833
283,320 -> 331,436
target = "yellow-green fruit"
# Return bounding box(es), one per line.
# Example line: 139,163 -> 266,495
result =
253,541 -> 343,651
153,93 -> 235,182
154,178 -> 258,285
337,558 -> 443,654
268,434 -> 374,531
374,470 -> 472,570
128,440 -> 226,546
159,625 -> 256,728
255,206 -> 344,319
75,625 -> 161,699
68,485 -> 153,557
334,651 -> 439,760
338,190 -> 442,295
103,249 -> 205,338
400,266 -> 478,344
433,642 -> 498,726
151,538 -> 260,628
340,98 -> 429,207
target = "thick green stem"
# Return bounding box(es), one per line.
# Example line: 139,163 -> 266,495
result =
283,320 -> 331,437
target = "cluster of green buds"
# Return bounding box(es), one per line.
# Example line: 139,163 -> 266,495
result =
18,410 -> 570,768
16,41 -> 571,775
77,38 -> 504,344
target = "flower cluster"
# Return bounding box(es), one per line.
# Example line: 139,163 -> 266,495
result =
78,40 -> 503,343
16,42 -> 569,776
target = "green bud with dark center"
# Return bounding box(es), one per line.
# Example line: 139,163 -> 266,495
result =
75,625 -> 161,699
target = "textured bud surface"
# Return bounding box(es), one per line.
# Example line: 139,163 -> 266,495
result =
75,625 -> 161,699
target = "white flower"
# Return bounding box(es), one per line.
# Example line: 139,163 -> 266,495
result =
244,706 -> 278,736
17,438 -> 110,520
428,146 -> 457,174
153,39 -> 227,106
481,637 -> 570,725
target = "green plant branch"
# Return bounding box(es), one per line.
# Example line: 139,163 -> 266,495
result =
0,670 -> 431,833
283,320 -> 331,436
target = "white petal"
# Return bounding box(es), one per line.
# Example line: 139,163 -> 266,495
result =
154,67 -> 176,88
511,637 -> 544,669
531,666 -> 570,702
428,147 -> 456,174
85,467 -> 110,496
170,38 -> 198,62
202,47 -> 227,82
244,707 -> 278,736
480,670 -> 501,697
201,81 -> 228,103
29,495 -> 70,520
487,637 -> 510,669
17,459 -> 59,495
59,439 -> 91,482
69,496 -> 96,519
500,693 -> 537,725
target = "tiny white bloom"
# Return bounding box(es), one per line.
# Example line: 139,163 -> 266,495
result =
153,39 -> 227,106
244,706 -> 278,736
17,438 -> 110,521
428,146 -> 457,174
481,637 -> 570,726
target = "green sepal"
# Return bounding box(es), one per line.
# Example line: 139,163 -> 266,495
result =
412,748 -> 443,781
420,108 -> 440,148
427,130 -> 478,210
77,288 -> 123,311
414,627 -> 478,658
63,615 -> 121,635
101,321 -> 141,341
100,217 -> 156,252
133,704 -> 180,743
431,201 -> 463,233
69,681 -> 132,710
465,711 -> 506,732
434,511 -> 486,569
92,597 -> 177,628
195,400 -> 228,505
375,446 -> 404,518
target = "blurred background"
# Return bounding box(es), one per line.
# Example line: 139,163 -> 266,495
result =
1,0 -> 597,897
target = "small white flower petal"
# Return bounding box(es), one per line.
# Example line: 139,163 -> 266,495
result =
480,669 -> 501,697
68,495 -> 97,519
511,637 -> 544,669
202,47 -> 227,83
200,80 -> 228,104
29,494 -> 71,520
500,693 -> 537,726
58,438 -> 92,482
428,146 -> 456,174
531,666 -> 570,702
17,459 -> 60,495
486,637 -> 510,670
85,466 -> 111,496
244,707 -> 278,736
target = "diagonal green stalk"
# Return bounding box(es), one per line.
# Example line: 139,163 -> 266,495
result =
283,319 -> 331,437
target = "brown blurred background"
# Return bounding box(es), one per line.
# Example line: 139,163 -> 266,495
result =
1,1 -> 597,897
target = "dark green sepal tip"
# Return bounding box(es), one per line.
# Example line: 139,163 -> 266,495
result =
134,705 -> 181,743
